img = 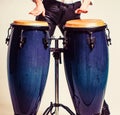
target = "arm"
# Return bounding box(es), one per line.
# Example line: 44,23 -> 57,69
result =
75,0 -> 92,14
29,0 -> 45,16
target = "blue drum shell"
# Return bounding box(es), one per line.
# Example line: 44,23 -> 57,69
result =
64,27 -> 109,115
7,25 -> 50,114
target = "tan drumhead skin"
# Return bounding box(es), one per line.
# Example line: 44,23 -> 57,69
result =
65,19 -> 106,28
13,20 -> 48,27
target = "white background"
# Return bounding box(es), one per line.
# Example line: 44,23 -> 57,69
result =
0,0 -> 120,114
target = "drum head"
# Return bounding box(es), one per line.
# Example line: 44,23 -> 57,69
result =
12,20 -> 48,27
65,19 -> 106,30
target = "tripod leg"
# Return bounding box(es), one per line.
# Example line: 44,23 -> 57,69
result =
101,101 -> 110,115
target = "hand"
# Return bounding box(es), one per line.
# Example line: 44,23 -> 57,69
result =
75,8 -> 88,14
29,2 -> 45,16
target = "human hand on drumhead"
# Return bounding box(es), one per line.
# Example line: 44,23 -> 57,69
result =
29,1 -> 45,16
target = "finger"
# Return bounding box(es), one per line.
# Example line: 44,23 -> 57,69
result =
29,11 -> 41,16
75,9 -> 88,14
29,12 -> 37,16
29,10 -> 37,15
42,11 -> 45,16
82,10 -> 88,13
75,9 -> 82,14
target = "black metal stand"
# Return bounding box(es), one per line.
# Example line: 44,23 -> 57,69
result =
43,37 -> 75,115
51,37 -> 63,115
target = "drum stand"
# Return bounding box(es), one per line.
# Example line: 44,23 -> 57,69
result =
43,36 -> 75,115
51,37 -> 62,115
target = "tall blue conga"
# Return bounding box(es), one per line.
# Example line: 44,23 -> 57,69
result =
7,20 -> 50,115
64,19 -> 109,115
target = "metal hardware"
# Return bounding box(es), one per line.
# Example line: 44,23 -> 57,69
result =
5,26 -> 12,45
106,27 -> 112,46
87,32 -> 96,50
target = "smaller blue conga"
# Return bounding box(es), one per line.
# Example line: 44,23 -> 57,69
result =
64,19 -> 109,115
7,20 -> 50,115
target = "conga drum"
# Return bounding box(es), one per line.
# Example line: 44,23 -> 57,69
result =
64,19 -> 109,115
7,20 -> 50,115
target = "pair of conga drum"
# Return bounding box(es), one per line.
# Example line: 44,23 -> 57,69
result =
7,19 -> 109,115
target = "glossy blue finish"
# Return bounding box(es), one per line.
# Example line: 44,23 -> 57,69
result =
64,29 -> 109,115
7,26 -> 50,115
